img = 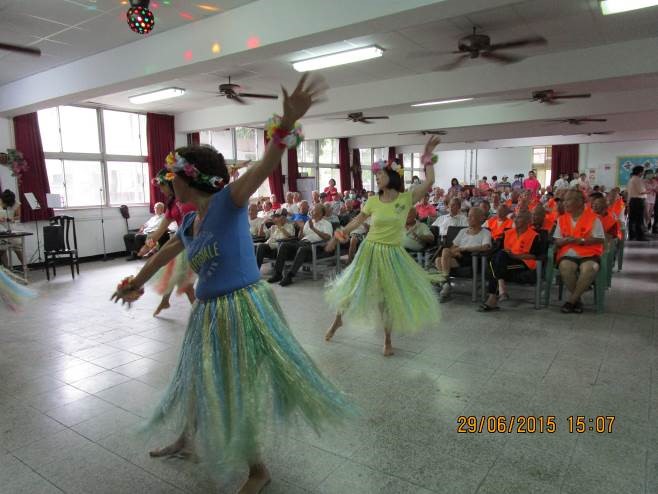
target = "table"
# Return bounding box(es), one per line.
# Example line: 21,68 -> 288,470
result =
0,231 -> 33,282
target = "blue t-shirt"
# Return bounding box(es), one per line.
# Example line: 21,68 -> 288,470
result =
290,213 -> 309,222
177,187 -> 261,300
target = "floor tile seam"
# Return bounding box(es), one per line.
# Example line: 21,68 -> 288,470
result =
346,456 -> 443,493
9,453 -> 66,493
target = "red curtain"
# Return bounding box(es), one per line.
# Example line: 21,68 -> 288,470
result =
388,146 -> 396,163
14,113 -> 52,222
287,148 -> 299,192
147,113 -> 175,212
264,135 -> 284,201
551,144 -> 579,185
338,138 -> 351,192
352,149 -> 363,191
186,132 -> 200,146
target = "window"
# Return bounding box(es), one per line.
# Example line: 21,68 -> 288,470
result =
532,146 -> 552,187
103,110 -> 147,156
319,168 -> 340,192
298,167 -> 314,178
38,106 -> 149,207
359,148 -> 371,167
373,147 -> 387,163
200,129 -> 234,160
318,138 -> 339,165
235,127 -> 260,161
298,140 -> 316,164
362,169 -> 373,192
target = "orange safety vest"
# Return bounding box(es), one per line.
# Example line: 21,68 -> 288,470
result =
543,211 -> 558,232
599,212 -> 619,238
611,198 -> 625,218
503,228 -> 538,269
528,199 -> 540,212
486,217 -> 513,239
546,198 -> 557,211
556,208 -> 604,261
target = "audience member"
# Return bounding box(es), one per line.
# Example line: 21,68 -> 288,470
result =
479,211 -> 541,311
592,196 -> 620,241
290,200 -> 310,226
432,197 -> 468,236
553,174 -> 570,190
256,211 -> 295,269
270,194 -> 282,210
311,190 -> 321,206
481,200 -> 492,219
627,165 -> 647,240
0,189 -> 23,267
486,204 -> 513,242
323,178 -> 338,196
403,209 -> 435,251
258,201 -> 274,219
248,203 -> 266,237
554,190 -> 605,313
448,178 -> 462,197
512,174 -> 524,190
436,207 -> 492,302
122,202 -> 166,261
498,176 -> 511,190
268,204 -> 333,286
523,170 -> 541,198
281,192 -> 295,213
416,193 -> 438,221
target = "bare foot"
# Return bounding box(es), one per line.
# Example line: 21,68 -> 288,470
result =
383,344 -> 394,357
153,300 -> 171,317
238,465 -> 271,494
324,315 -> 342,342
149,436 -> 190,458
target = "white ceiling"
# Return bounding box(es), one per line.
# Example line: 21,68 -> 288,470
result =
88,0 -> 658,114
3,0 -> 658,147
0,0 -> 257,84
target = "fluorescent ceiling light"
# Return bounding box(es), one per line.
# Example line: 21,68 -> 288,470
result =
293,46 -> 383,72
129,88 -> 186,104
412,98 -> 474,107
600,0 -> 658,15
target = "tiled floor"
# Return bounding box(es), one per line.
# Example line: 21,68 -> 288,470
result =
1,241 -> 657,493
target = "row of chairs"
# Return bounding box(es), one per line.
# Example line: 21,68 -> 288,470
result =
408,224 -> 622,312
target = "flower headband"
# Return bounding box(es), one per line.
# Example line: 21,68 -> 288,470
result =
151,168 -> 172,186
371,159 -> 404,177
165,152 -> 225,189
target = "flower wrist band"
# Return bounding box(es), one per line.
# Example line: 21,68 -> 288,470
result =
265,115 -> 304,149
335,229 -> 347,242
117,276 -> 144,302
421,153 -> 438,167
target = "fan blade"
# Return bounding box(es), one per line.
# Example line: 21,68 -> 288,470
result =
227,93 -> 247,104
481,51 -> 522,64
362,116 -> 389,120
553,94 -> 591,99
436,54 -> 470,71
359,119 -> 374,124
488,36 -> 547,51
238,93 -> 278,100
0,42 -> 41,57
579,118 -> 607,122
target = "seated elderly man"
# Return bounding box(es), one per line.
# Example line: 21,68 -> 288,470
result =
485,204 -> 513,244
480,211 -> 541,311
123,202 -> 166,260
436,207 -> 492,302
290,200 -> 310,226
591,195 -> 620,241
554,190 -> 605,313
258,200 -> 274,219
403,209 -> 435,252
255,211 -> 295,269
281,192 -> 295,214
432,197 -> 468,236
248,203 -> 266,238
268,204 -> 333,287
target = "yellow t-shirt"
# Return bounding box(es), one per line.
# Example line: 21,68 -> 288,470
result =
362,191 -> 413,245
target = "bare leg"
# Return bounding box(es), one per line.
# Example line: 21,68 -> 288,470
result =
149,432 -> 195,459
184,284 -> 196,304
238,462 -> 271,494
325,313 -> 342,341
383,327 -> 394,357
568,260 -> 599,304
558,260 -> 578,294
348,237 -> 358,263
153,292 -> 172,316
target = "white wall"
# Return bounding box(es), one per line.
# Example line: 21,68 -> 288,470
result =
579,139 -> 658,189
0,117 -> 15,193
390,144 -> 533,190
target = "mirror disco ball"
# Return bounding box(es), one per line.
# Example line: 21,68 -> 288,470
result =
126,6 -> 155,35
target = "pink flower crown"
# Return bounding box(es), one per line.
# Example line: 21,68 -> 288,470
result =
371,159 -> 403,177
165,152 -> 225,189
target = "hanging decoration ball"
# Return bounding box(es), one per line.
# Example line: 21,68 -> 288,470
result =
126,6 -> 155,34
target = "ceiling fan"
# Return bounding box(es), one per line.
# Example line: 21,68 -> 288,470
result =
397,130 -> 447,136
0,42 -> 41,57
328,112 -> 389,124
217,76 -> 278,104
548,117 -> 607,125
532,89 -> 591,105
432,27 -> 546,71
580,131 -> 614,136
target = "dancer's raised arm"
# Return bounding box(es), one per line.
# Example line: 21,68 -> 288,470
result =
411,136 -> 441,204
230,74 -> 327,207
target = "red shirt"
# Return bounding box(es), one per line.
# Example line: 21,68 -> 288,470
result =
415,203 -> 437,220
165,201 -> 196,227
324,186 -> 337,196
523,178 -> 541,198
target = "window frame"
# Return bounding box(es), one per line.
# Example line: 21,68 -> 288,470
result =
40,105 -> 149,209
